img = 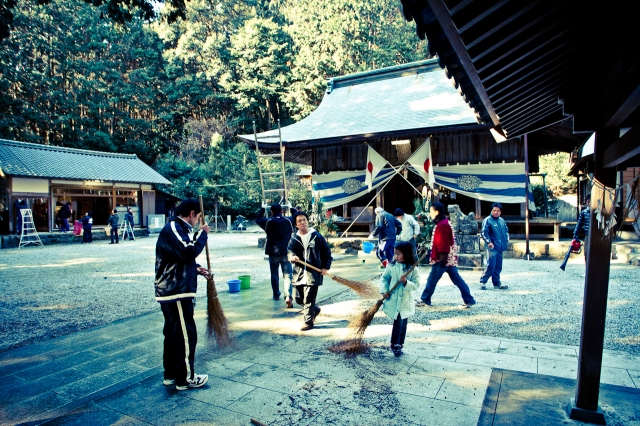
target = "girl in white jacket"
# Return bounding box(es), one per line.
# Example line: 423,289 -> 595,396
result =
380,241 -> 420,356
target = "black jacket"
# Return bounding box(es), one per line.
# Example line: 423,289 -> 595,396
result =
81,215 -> 93,230
256,209 -> 294,256
124,211 -> 134,225
59,205 -> 71,219
107,214 -> 119,227
155,217 -> 208,303
574,207 -> 590,238
288,229 -> 332,286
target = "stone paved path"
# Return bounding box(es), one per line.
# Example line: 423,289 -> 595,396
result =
1,252 -> 639,425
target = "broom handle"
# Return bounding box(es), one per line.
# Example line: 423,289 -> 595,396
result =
384,251 -> 430,297
294,259 -> 335,278
198,196 -> 212,271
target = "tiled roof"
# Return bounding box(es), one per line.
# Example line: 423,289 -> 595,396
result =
0,139 -> 171,185
239,59 -> 480,147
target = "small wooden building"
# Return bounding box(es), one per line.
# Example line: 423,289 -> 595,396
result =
0,139 -> 171,234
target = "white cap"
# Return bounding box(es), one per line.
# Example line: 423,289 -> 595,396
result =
374,207 -> 384,214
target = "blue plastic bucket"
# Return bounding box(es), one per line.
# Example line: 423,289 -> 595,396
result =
227,279 -> 241,293
362,241 -> 375,254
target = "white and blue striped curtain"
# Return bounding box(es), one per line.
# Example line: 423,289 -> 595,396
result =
312,168 -> 396,209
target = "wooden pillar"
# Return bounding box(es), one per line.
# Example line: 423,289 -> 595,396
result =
475,198 -> 481,219
524,134 -> 532,259
568,129 -> 617,424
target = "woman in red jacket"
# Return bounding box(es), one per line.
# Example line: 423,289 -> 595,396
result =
418,203 -> 476,308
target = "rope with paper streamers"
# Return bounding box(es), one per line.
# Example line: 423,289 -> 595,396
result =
583,170 -> 640,238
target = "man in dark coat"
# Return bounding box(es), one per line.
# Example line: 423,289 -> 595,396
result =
573,195 -> 590,258
59,202 -> 71,233
288,212 -> 333,331
257,204 -> 295,306
480,202 -> 509,290
108,209 -> 120,244
14,198 -> 28,234
155,198 -> 210,391
123,208 -> 135,240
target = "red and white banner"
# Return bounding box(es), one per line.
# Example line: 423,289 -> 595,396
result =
365,145 -> 388,191
406,137 -> 435,188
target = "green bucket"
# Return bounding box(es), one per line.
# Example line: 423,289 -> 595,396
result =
238,275 -> 251,290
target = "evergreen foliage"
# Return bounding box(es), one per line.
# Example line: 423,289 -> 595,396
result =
0,0 -> 428,216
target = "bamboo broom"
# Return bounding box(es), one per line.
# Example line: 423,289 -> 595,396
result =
199,196 -> 232,348
294,260 -> 379,298
329,251 -> 430,356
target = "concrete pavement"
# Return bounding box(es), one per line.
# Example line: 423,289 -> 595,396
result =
1,255 -> 639,425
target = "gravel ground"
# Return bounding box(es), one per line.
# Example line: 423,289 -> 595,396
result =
0,229 -> 271,352
324,257 -> 640,356
2,230 -> 639,356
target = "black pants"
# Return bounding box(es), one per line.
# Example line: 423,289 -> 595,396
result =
294,285 -> 319,325
110,226 -> 119,243
391,314 -> 408,346
83,228 -> 92,243
160,299 -> 197,386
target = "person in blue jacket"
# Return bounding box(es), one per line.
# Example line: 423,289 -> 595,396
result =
573,195 -> 590,258
257,204 -> 295,306
155,198 -> 210,391
81,211 -> 93,244
480,203 -> 509,290
373,207 -> 402,268
107,209 -> 119,244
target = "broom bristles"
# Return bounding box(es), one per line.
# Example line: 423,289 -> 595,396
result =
206,276 -> 233,348
349,298 -> 384,337
327,337 -> 371,357
331,276 -> 379,298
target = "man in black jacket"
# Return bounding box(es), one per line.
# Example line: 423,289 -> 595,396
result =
288,212 -> 332,331
257,204 -> 295,306
59,202 -> 71,233
155,199 -> 210,391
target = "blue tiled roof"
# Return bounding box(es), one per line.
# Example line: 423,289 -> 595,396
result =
0,139 -> 171,185
238,59 -> 481,146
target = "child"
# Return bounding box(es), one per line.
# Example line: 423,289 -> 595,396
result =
380,241 -> 420,357
81,211 -> 93,244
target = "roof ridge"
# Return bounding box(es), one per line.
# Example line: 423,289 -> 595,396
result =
327,58 -> 440,91
0,138 -> 138,159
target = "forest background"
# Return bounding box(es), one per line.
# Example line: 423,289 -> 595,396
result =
0,0 -> 572,217
0,0 -> 431,216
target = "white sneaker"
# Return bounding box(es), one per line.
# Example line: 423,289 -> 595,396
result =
176,374 -> 208,391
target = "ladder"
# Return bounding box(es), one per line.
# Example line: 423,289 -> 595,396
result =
119,219 -> 135,240
253,119 -> 290,210
18,209 -> 44,249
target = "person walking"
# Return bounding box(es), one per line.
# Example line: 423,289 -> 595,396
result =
59,202 -> 71,233
108,209 -> 119,244
479,202 -> 509,290
123,208 -> 135,240
257,204 -> 295,306
155,198 -> 210,391
373,207 -> 402,268
380,241 -> 420,357
81,211 -> 93,244
394,208 -> 420,258
418,202 -> 476,308
288,212 -> 332,331
573,195 -> 590,259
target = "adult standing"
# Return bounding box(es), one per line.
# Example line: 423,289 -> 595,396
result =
155,198 -> 210,391
373,207 -> 402,268
123,208 -> 135,240
108,209 -> 119,244
479,203 -> 509,290
14,198 -> 27,235
394,208 -> 420,257
59,202 -> 71,233
573,195 -> 590,259
257,204 -> 295,306
81,211 -> 93,244
418,202 -> 476,308
288,212 -> 333,331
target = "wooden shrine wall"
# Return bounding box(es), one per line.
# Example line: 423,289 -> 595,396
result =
311,130 -> 529,173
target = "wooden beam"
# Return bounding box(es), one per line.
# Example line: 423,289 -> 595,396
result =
508,105 -> 563,135
487,55 -> 570,98
501,98 -> 558,126
427,0 -> 500,126
457,0 -> 511,34
465,0 -> 543,49
497,84 -> 563,119
605,84 -> 640,128
602,125 -> 640,168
